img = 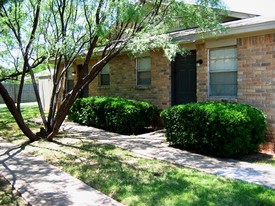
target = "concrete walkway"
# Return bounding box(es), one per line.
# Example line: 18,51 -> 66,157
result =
61,121 -> 275,190
0,141 -> 123,206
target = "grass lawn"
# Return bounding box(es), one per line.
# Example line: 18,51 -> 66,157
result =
239,152 -> 275,167
0,175 -> 28,206
0,105 -> 275,206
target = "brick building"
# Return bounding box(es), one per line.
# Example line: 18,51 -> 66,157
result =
71,14 -> 275,152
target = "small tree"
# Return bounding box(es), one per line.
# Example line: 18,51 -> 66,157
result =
0,0 -> 225,141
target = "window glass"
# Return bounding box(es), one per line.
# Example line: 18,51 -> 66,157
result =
137,57 -> 151,86
100,64 -> 110,86
209,47 -> 237,97
101,64 -> 110,74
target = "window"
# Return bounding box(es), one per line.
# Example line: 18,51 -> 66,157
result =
99,64 -> 110,86
137,57 -> 151,86
209,47 -> 237,97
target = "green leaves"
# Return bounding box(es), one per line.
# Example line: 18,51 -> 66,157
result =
68,96 -> 159,134
161,102 -> 267,158
0,0 -> 226,77
0,0 -> 226,141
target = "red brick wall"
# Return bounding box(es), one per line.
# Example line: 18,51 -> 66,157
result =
88,51 -> 171,109
196,43 -> 208,102
237,34 -> 275,152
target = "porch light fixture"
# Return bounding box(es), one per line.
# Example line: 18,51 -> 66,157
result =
196,59 -> 203,67
72,71 -> 76,76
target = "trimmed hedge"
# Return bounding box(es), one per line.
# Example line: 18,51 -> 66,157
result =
160,102 -> 267,158
68,96 -> 159,134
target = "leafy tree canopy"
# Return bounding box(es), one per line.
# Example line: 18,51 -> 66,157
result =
0,0 -> 226,141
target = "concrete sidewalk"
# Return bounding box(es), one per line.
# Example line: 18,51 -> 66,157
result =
0,141 -> 123,206
61,121 -> 275,190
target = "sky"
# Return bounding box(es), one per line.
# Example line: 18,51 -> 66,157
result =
222,0 -> 275,16
184,0 -> 275,17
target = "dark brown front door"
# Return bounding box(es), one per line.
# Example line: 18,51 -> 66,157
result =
172,50 -> 197,105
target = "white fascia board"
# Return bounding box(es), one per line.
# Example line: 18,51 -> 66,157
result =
174,19 -> 275,43
227,11 -> 258,19
222,20 -> 275,36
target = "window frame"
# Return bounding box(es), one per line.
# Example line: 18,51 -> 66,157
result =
136,56 -> 151,86
208,46 -> 238,97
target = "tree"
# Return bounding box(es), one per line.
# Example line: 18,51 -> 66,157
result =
0,0 -> 225,141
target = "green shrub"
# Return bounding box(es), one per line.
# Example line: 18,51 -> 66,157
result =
68,96 -> 159,134
160,102 -> 267,158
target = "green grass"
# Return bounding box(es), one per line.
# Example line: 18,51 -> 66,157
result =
26,136 -> 275,206
1,105 -> 275,206
0,105 -> 40,143
0,175 -> 27,206
257,158 -> 275,166
239,153 -> 275,167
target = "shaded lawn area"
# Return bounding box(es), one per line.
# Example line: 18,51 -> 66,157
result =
0,175 -> 27,206
239,152 -> 275,167
0,105 -> 40,143
0,105 -> 275,206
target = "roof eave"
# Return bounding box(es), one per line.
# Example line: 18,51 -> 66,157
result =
174,19 -> 275,44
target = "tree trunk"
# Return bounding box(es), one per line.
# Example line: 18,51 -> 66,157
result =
29,67 -> 48,129
0,83 -> 39,141
46,80 -> 83,141
46,100 -> 74,141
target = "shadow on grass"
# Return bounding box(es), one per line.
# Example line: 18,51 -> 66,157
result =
0,106 -> 40,143
238,152 -> 275,167
40,140 -> 275,206
0,121 -> 12,131
0,107 -> 16,134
